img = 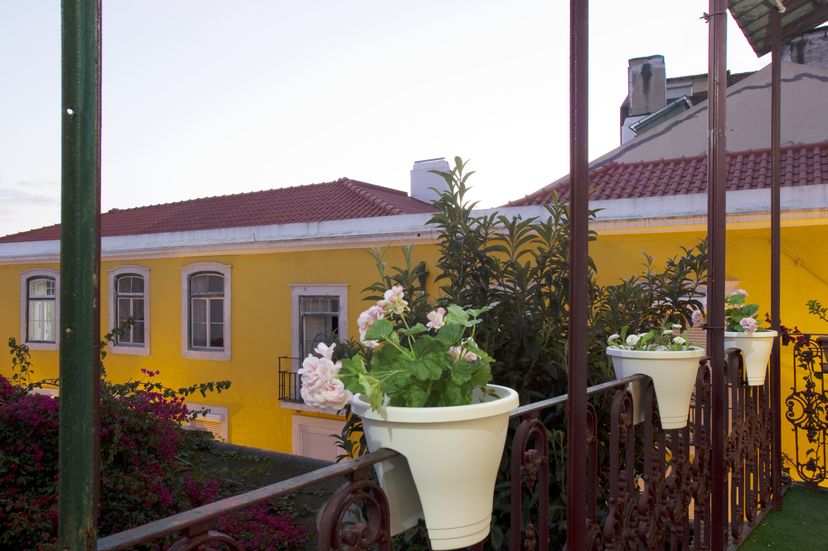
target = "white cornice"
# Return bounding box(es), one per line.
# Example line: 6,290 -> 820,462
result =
0,207 -> 547,263
1,189 -> 826,264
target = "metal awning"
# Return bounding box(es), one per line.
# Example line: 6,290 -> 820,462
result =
728,0 -> 828,56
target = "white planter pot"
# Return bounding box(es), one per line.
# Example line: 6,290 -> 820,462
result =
606,347 -> 705,429
724,330 -> 778,386
351,384 -> 518,550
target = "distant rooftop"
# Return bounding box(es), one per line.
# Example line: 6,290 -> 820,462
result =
0,178 -> 437,243
507,140 -> 828,205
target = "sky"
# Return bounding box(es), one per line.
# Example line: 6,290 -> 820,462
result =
0,1 -> 771,238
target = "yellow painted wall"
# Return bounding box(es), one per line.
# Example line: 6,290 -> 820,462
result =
0,245 -> 441,453
2,220 -> 827,479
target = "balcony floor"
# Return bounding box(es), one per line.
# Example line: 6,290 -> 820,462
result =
738,484 -> 828,550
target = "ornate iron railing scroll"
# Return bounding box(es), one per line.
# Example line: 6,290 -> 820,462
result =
786,335 -> 828,484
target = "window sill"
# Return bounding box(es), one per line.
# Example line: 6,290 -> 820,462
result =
279,400 -> 345,417
109,344 -> 150,356
182,349 -> 231,361
25,342 -> 58,351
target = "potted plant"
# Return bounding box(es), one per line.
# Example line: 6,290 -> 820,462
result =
299,285 -> 518,551
606,325 -> 705,429
692,288 -> 777,386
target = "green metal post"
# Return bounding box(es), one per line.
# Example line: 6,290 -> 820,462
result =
59,1 -> 102,549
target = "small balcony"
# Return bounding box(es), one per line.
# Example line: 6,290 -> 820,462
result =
278,356 -> 303,404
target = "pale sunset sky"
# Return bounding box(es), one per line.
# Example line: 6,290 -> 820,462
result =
0,2 -> 770,237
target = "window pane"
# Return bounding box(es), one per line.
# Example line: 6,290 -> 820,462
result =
29,278 -> 55,298
302,315 -> 330,357
28,302 -> 42,341
209,322 -> 224,348
133,321 -> 145,344
118,298 -> 132,322
117,276 -> 132,294
192,299 -> 207,323
133,299 -> 145,321
210,299 -> 223,323
131,277 -> 144,294
28,299 -> 55,342
190,274 -> 209,295
192,322 -> 207,347
44,301 -> 55,340
208,275 -> 224,294
300,295 -> 339,315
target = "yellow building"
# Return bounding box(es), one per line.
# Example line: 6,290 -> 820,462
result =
0,170 -> 447,458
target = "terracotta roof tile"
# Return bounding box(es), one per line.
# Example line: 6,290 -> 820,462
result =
507,141 -> 828,206
0,178 -> 437,243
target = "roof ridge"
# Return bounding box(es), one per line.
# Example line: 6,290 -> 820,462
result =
597,140 -> 828,171
342,180 -> 404,215
103,178 -> 357,214
345,179 -> 413,197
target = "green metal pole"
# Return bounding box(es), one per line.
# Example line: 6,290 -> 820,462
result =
59,1 -> 102,549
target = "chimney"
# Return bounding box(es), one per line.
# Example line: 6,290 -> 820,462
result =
410,157 -> 450,204
627,55 -> 666,117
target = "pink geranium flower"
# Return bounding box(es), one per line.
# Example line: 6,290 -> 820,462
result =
740,317 -> 758,333
426,307 -> 446,331
449,346 -> 479,362
379,285 -> 408,315
314,342 -> 336,360
298,354 -> 350,410
357,305 -> 385,348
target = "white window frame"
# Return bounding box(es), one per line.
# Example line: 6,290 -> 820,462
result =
290,284 -> 348,364
19,268 -> 60,351
181,262 -> 231,361
108,265 -> 150,356
184,402 -> 229,441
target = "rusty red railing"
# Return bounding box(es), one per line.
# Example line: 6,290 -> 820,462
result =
97,350 -> 778,550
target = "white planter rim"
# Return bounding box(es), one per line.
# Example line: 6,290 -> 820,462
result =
606,347 -> 705,360
352,384 -> 518,424
723,330 -> 778,339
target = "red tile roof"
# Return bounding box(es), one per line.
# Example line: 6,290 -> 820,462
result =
0,178 -> 437,243
507,141 -> 828,206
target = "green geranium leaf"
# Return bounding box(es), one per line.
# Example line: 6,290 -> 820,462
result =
410,338 -> 448,381
729,293 -> 746,305
371,340 -> 403,367
405,383 -> 429,407
411,355 -> 444,381
466,305 -> 492,318
436,323 -> 464,345
359,373 -> 384,411
400,323 -> 428,337
440,383 -> 464,407
742,304 -> 759,317
469,364 -> 492,387
446,304 -> 469,325
451,361 -> 473,385
339,356 -> 367,394
365,319 -> 393,341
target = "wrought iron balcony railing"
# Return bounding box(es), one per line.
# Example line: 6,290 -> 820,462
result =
98,350 -> 779,550
278,356 -> 302,403
786,333 -> 828,485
